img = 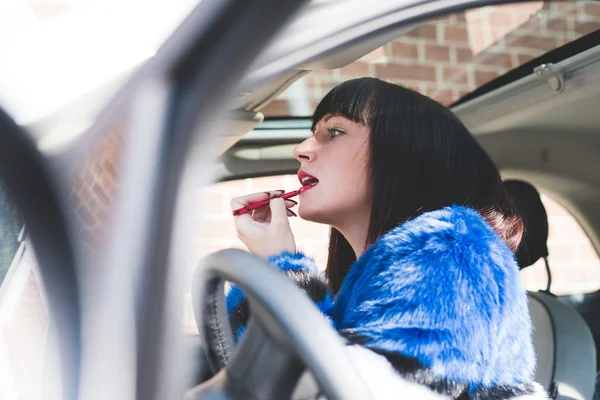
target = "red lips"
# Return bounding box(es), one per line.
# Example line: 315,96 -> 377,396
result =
298,170 -> 319,188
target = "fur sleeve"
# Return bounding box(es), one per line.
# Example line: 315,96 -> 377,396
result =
332,206 -> 536,391
226,251 -> 334,342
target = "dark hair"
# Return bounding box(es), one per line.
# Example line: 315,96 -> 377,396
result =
312,78 -> 523,293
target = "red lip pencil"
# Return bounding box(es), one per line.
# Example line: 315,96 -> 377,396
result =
232,187 -> 308,216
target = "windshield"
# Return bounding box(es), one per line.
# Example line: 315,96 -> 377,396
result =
261,1 -> 600,117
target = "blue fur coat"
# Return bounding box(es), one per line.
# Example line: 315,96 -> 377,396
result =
227,206 -> 547,399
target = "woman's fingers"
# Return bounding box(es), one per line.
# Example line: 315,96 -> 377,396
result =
230,190 -> 284,210
285,199 -> 297,208
249,198 -> 297,221
230,193 -> 298,258
232,191 -> 297,225
252,206 -> 271,222
269,198 -> 290,223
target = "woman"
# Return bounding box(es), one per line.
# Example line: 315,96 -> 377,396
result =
227,78 -> 546,399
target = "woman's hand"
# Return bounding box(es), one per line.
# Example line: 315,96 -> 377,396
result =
231,190 -> 297,259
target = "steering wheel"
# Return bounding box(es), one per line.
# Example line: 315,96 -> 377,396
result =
187,249 -> 374,400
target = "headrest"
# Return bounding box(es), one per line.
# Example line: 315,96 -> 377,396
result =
505,180 -> 549,269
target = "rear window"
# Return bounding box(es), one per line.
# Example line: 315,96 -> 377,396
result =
262,1 -> 600,116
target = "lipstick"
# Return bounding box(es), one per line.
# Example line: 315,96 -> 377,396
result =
232,186 -> 309,216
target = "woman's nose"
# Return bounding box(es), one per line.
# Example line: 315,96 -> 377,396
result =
293,137 -> 316,163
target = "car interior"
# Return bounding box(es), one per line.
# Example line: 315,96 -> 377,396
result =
1,0 -> 600,399
187,2 -> 600,397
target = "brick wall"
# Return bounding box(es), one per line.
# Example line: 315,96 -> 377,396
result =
68,119 -> 124,251
261,1 -> 600,116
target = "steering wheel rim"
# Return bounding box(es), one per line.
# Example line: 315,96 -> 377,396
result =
190,249 -> 374,400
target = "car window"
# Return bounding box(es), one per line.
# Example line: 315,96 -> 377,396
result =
0,180 -> 48,400
520,194 -> 600,295
261,1 -> 600,117
184,177 -> 600,332
0,182 -> 23,287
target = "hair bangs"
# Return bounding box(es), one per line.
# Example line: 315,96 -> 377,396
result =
311,79 -> 376,131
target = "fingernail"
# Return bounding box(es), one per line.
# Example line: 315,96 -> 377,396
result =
289,210 -> 297,217
288,199 -> 298,205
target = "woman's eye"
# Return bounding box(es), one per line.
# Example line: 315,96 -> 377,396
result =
327,128 -> 344,138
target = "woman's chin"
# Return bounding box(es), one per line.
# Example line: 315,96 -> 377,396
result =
298,206 -> 326,224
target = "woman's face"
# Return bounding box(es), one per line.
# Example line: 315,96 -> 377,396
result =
293,115 -> 371,226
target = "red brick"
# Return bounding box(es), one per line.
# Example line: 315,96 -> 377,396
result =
546,18 -> 568,33
557,37 -> 571,47
374,64 -> 436,82
548,2 -> 578,16
454,12 -> 467,23
261,100 -> 290,117
340,62 -> 369,78
474,70 -> 500,86
574,21 -> 600,36
404,23 -> 437,40
425,44 -> 450,62
319,81 -> 342,96
100,173 -> 113,192
442,67 -> 469,85
444,26 -> 469,43
517,53 -> 536,65
430,15 -> 450,24
391,42 -> 419,59
428,89 -> 453,105
584,2 -> 600,17
456,47 -> 473,63
477,52 -> 513,69
360,46 -> 387,62
457,90 -> 471,99
102,159 -> 117,177
510,35 -> 557,51
306,70 -> 337,81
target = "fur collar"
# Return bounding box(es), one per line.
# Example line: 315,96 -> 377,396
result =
332,206 -> 538,393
